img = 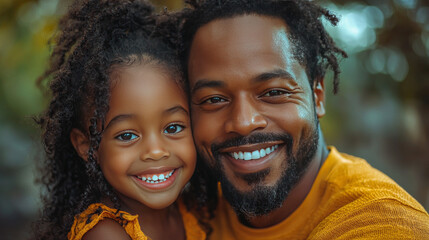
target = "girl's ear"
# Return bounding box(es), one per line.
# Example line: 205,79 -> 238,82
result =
70,128 -> 90,161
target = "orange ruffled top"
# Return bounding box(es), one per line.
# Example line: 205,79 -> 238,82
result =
68,202 -> 206,240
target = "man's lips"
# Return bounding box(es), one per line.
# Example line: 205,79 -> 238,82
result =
229,144 -> 278,161
219,141 -> 284,173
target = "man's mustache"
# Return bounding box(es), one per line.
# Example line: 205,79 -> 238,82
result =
211,132 -> 293,155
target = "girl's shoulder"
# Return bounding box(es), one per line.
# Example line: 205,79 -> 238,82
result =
67,203 -> 148,240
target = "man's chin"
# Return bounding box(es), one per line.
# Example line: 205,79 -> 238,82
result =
220,174 -> 288,221
218,147 -> 307,222
231,167 -> 272,188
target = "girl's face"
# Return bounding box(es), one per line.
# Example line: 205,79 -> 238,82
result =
98,63 -> 196,210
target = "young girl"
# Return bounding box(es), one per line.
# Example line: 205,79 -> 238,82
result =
33,0 -> 208,239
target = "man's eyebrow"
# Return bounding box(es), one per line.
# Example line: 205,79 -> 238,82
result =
105,114 -> 134,130
164,105 -> 189,115
191,79 -> 225,94
253,69 -> 295,83
191,69 -> 293,93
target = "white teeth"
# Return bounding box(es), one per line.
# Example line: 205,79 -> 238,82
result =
137,170 -> 175,184
251,150 -> 260,159
230,145 -> 279,161
260,149 -> 266,157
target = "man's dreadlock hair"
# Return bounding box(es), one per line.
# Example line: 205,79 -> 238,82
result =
180,0 -> 347,93
179,0 -> 348,221
32,0 -> 186,239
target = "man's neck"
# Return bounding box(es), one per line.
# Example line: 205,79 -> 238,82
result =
246,129 -> 329,228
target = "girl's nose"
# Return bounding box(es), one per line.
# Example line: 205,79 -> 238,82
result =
140,134 -> 170,161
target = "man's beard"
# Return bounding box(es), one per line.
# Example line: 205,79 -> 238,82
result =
209,127 -> 319,223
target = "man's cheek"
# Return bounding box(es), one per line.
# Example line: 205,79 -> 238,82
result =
193,122 -> 216,148
193,133 -> 213,161
197,143 -> 216,166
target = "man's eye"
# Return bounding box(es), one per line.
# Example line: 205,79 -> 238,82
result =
204,96 -> 226,104
116,132 -> 138,141
164,124 -> 185,134
263,89 -> 288,97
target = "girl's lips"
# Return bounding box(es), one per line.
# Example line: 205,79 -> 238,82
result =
135,168 -> 176,181
133,168 -> 180,191
134,166 -> 177,176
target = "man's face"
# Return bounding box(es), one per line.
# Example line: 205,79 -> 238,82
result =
187,15 -> 325,218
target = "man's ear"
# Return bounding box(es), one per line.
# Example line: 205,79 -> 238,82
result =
313,78 -> 326,119
70,128 -> 90,161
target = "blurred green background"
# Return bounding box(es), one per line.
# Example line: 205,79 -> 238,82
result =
0,0 -> 428,239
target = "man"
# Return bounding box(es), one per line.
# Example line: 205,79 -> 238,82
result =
180,0 -> 429,239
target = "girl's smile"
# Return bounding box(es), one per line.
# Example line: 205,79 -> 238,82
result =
132,167 -> 180,191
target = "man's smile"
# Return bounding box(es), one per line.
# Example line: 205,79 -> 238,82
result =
218,141 -> 286,174
229,144 -> 279,160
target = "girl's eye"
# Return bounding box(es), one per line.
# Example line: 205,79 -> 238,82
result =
263,89 -> 288,97
204,96 -> 226,104
116,132 -> 138,141
164,124 -> 185,134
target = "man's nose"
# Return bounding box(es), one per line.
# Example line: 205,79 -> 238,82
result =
224,95 -> 267,136
140,133 -> 170,161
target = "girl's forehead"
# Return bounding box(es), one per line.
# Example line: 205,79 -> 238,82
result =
105,63 -> 188,120
110,61 -> 182,89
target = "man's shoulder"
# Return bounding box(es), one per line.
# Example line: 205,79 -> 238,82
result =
324,147 -> 422,207
325,147 -> 402,189
308,196 -> 429,239
308,185 -> 429,239
306,147 -> 429,238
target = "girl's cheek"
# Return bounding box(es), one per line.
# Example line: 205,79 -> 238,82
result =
179,137 -> 197,165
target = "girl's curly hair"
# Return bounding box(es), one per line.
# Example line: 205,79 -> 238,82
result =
32,0 -> 197,239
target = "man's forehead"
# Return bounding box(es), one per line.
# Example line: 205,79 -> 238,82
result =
192,14 -> 290,45
188,14 -> 300,85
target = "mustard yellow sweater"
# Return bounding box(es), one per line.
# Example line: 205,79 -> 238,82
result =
208,147 -> 429,239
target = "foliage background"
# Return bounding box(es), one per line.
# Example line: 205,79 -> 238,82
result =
0,0 -> 427,239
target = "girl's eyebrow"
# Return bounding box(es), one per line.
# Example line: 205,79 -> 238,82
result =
164,105 -> 189,115
105,114 -> 134,130
105,106 -> 188,130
